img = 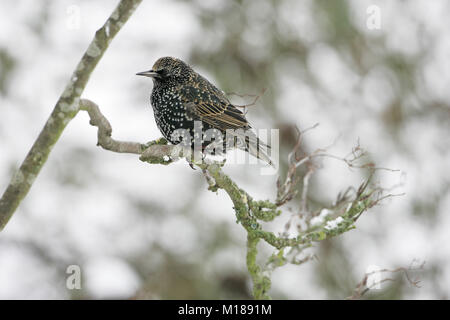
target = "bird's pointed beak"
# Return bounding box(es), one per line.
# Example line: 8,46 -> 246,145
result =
136,70 -> 160,78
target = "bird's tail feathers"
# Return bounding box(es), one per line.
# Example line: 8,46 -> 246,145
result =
229,129 -> 274,167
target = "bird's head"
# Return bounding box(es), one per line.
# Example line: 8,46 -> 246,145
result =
136,57 -> 193,84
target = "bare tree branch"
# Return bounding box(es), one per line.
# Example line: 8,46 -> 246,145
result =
0,0 -> 143,230
80,98 -> 175,165
80,99 -> 144,154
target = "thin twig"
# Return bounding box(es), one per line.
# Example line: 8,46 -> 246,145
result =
347,261 -> 425,299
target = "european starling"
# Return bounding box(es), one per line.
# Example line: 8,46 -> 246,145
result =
136,57 -> 272,165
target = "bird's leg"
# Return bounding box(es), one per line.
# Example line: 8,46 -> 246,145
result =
186,158 -> 196,170
181,146 -> 201,170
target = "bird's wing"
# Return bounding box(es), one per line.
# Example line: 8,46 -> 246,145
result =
177,84 -> 249,130
177,83 -> 273,165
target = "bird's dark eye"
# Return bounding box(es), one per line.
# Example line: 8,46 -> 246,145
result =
157,69 -> 166,77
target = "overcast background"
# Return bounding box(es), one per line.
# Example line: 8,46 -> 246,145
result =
0,0 -> 449,299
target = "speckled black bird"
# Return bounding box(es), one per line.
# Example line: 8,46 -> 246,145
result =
136,57 -> 272,165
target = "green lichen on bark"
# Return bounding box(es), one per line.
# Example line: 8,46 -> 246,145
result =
247,233 -> 271,300
249,199 -> 281,222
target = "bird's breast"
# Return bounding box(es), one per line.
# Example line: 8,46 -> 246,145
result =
150,88 -> 192,142
151,88 -> 181,111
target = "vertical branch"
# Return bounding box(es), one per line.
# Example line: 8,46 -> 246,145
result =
0,0 -> 142,230
247,233 -> 271,300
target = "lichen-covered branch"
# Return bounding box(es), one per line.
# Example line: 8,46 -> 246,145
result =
0,0 -> 142,230
247,233 -> 271,299
197,154 -> 385,299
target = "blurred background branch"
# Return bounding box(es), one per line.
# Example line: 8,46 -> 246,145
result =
347,260 -> 425,299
